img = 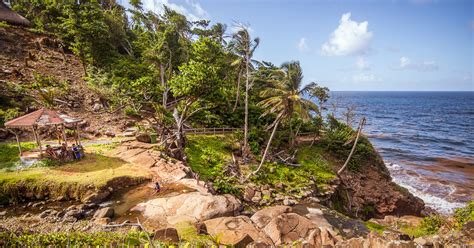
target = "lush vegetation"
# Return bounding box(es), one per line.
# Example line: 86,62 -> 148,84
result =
0,230 -> 219,247
454,200 -> 474,229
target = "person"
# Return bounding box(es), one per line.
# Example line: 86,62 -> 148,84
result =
72,144 -> 80,159
59,143 -> 70,161
154,182 -> 161,193
45,145 -> 57,159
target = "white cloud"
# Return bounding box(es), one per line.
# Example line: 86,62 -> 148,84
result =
355,57 -> 370,70
352,72 -> 379,83
395,56 -> 439,72
321,12 -> 373,56
141,0 -> 208,22
297,38 -> 310,53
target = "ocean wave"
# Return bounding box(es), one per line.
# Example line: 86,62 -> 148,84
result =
385,162 -> 466,214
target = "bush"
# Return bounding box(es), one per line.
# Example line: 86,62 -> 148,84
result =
401,215 -> 446,238
0,108 -> 21,127
454,201 -> 474,229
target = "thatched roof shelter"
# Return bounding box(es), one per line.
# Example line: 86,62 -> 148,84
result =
5,108 -> 80,128
0,1 -> 30,26
5,108 -> 82,156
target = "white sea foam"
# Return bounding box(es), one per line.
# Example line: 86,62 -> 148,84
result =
385,162 -> 466,214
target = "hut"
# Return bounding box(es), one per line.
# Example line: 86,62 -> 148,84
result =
0,0 -> 30,26
5,108 -> 82,156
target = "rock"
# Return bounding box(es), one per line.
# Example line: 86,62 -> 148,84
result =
136,133 -> 151,143
39,209 -> 57,218
93,207 -> 114,219
82,190 -> 110,204
132,192 -> 242,225
203,216 -> 272,246
243,187 -> 255,202
93,103 -> 103,112
64,209 -> 84,219
94,217 -> 111,225
462,221 -> 474,239
414,237 -> 432,246
153,228 -> 180,243
104,130 -> 115,137
261,213 -> 321,246
0,210 -> 6,216
283,197 -> 297,206
250,206 -> 292,229
305,208 -> 333,229
251,191 -> 262,203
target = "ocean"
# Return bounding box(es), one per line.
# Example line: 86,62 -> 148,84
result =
327,91 -> 474,214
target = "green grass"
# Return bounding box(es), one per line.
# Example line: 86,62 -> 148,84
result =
400,215 -> 445,238
185,135 -> 233,180
0,153 -> 150,204
365,221 -> 386,235
454,200 -> 474,229
0,142 -> 36,169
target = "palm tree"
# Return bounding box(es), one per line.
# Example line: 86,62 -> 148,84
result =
251,61 -> 318,175
229,26 -> 259,160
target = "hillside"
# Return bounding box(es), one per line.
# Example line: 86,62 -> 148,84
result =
0,25 -> 130,139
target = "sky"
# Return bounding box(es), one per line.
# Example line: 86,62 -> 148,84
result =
119,0 -> 473,91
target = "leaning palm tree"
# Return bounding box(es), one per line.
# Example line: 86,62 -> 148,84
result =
250,61 -> 318,176
229,25 -> 259,159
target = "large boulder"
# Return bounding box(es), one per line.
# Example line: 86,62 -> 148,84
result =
93,207 -> 114,219
132,192 -> 242,225
250,206 -> 292,229
261,213 -> 321,246
153,228 -> 180,243
203,216 -> 273,246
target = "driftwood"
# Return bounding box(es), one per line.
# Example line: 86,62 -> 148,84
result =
337,117 -> 366,175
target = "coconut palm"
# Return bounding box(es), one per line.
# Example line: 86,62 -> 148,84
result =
229,26 -> 259,159
251,61 -> 318,175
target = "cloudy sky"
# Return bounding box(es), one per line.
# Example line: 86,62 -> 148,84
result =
119,0 -> 473,91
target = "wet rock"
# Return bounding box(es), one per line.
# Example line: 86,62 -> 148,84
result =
132,192 -> 241,225
93,207 -> 114,219
250,206 -> 292,229
203,216 -> 272,246
153,228 -> 180,243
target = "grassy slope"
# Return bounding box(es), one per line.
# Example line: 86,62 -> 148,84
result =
0,143 -> 150,203
185,134 -> 336,195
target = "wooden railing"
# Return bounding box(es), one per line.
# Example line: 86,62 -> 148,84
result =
181,127 -> 242,135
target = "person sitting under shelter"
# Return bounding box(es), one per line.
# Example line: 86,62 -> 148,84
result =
45,145 -> 57,159
59,143 -> 71,161
72,144 -> 81,159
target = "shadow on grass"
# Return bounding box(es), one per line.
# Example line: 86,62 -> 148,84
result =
51,153 -> 127,173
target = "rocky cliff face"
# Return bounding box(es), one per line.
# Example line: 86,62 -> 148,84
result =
332,151 -> 425,219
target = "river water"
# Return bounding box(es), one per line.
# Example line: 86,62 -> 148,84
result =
327,91 -> 474,214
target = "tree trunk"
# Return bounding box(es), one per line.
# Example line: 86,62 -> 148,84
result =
337,117 -> 366,175
243,55 -> 250,159
233,67 -> 243,112
160,64 -> 167,107
249,118 -> 280,178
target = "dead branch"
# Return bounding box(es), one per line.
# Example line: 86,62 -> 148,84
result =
337,117 -> 366,175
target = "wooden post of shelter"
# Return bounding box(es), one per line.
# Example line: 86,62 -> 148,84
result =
32,125 -> 42,155
61,124 -> 68,147
8,128 -> 22,157
75,123 -> 81,146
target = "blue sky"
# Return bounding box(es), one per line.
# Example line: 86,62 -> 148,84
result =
119,0 -> 473,91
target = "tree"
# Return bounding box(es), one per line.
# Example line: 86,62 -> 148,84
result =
168,37 -> 226,159
229,26 -> 259,160
251,61 -> 318,176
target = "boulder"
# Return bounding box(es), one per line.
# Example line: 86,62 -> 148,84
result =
203,216 -> 272,246
261,213 -> 321,246
153,228 -> 180,243
93,207 -> 114,219
250,206 -> 292,229
82,190 -> 110,204
132,192 -> 241,225
243,187 -> 256,202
